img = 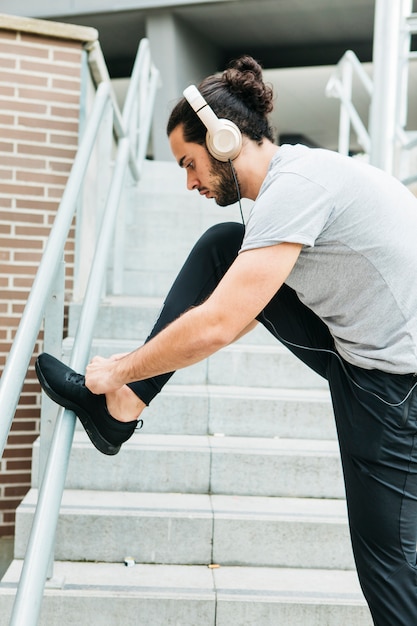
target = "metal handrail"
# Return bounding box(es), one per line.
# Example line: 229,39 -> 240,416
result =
325,50 -> 373,155
326,2 -> 417,186
0,38 -> 158,625
0,81 -> 111,459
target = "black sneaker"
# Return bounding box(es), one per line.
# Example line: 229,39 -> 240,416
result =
35,353 -> 141,455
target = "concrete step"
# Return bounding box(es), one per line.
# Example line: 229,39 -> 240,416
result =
0,560 -> 372,626
68,299 -> 281,345
15,489 -> 354,569
143,384 -> 336,439
63,335 -> 327,390
31,432 -> 344,499
104,160 -> 252,298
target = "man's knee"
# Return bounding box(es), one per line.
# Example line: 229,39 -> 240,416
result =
196,221 -> 245,252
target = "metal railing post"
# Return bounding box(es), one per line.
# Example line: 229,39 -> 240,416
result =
38,259 -> 65,488
9,407 -> 76,626
338,59 -> 353,156
325,51 -> 372,155
369,0 -> 410,172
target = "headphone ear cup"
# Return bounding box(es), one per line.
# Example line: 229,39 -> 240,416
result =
206,119 -> 242,162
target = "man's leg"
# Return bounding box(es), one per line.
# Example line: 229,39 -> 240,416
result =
128,221 -> 245,404
36,222 -> 246,454
329,359 -> 417,625
258,291 -> 417,624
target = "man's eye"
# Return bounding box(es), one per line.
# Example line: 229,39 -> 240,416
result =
186,161 -> 194,169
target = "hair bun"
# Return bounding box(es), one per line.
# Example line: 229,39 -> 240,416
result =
223,56 -> 274,117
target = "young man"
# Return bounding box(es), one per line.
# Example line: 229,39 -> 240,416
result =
36,56 -> 417,625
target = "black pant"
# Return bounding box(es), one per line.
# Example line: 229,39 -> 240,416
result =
129,222 -> 417,625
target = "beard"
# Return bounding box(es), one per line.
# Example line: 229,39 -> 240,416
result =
209,157 -> 241,207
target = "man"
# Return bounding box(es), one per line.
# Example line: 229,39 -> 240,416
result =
36,56 -> 417,625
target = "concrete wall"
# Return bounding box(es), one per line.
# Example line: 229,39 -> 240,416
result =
147,12 -> 220,161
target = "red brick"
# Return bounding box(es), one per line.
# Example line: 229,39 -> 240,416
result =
0,98 -> 47,114
0,41 -> 50,58
0,57 -> 16,69
0,238 -> 42,249
0,141 -> 13,152
13,250 -> 43,263
0,154 -> 46,170
52,48 -> 82,63
2,448 -> 33,461
49,160 -> 72,173
48,187 -> 65,199
18,86 -> 80,105
0,472 -> 31,484
0,113 -> 14,125
16,170 -> 69,186
0,70 -> 48,88
6,460 -> 32,471
0,264 -> 38,276
50,132 -> 78,147
4,485 -> 31,498
0,169 -> 12,180
52,77 -> 81,92
0,294 -> 31,306
5,433 -> 37,446
12,276 -> 36,288
21,59 -> 81,78
0,31 -> 17,42
1,126 -> 47,143
0,210 -> 44,223
50,105 -> 79,120
0,525 -> 16,537
2,183 -> 45,197
17,143 -> 76,159
15,198 -> 58,211
3,512 -> 16,524
0,85 -> 14,97
0,498 -> 21,510
17,116 -> 79,134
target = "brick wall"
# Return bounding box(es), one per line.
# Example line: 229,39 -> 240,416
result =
0,17 -> 97,537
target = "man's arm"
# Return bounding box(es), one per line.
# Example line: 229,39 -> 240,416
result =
86,242 -> 302,394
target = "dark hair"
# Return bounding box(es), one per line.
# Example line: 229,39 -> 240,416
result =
166,55 -> 275,146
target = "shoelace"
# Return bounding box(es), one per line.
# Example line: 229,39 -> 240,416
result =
67,371 -> 85,385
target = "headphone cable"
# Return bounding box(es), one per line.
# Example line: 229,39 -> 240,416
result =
260,311 -> 417,408
229,159 -> 245,226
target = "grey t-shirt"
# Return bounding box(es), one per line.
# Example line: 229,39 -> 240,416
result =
240,144 -> 417,374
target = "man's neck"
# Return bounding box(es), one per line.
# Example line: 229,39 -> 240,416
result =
236,140 -> 279,200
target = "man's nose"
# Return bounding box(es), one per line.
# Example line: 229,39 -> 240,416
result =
186,169 -> 198,191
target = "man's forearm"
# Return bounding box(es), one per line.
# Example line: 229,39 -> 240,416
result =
112,305 -> 229,385
86,243 -> 301,395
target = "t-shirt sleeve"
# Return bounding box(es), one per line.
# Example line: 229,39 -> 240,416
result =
240,172 -> 334,252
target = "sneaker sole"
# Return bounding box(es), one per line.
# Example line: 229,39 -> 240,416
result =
35,359 -> 120,456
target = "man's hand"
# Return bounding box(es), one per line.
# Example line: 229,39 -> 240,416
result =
85,353 -> 129,395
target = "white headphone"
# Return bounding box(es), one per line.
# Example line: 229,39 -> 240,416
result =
183,85 -> 242,162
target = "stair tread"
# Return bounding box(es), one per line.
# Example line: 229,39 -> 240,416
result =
20,488 -> 348,522
67,430 -> 338,455
1,560 -> 366,604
